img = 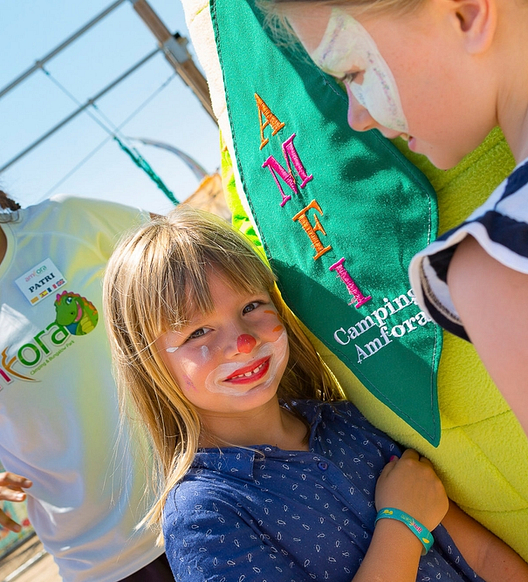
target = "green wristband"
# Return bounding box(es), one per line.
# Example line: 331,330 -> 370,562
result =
375,508 -> 434,554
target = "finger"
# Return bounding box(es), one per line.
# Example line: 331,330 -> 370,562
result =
400,449 -> 420,461
379,458 -> 397,480
0,472 -> 32,489
0,510 -> 22,533
418,455 -> 434,468
0,487 -> 27,502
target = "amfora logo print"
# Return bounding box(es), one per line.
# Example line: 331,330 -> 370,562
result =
0,291 -> 98,386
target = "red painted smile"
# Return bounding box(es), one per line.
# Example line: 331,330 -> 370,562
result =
224,357 -> 270,384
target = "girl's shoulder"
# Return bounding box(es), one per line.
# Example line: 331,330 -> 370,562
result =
289,398 -> 369,425
409,157 -> 528,339
163,462 -> 244,527
292,399 -> 399,450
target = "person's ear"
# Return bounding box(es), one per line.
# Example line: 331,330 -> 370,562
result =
449,0 -> 497,54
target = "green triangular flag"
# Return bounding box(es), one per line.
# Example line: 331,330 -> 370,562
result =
212,0 -> 443,445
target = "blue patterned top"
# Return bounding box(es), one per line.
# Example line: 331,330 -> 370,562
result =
164,400 -> 482,581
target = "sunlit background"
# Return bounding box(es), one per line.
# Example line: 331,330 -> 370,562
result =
0,0 -> 220,215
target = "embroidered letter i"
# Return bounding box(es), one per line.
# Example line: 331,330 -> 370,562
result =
330,258 -> 372,308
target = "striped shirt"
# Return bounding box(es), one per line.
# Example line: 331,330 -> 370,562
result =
410,158 -> 528,340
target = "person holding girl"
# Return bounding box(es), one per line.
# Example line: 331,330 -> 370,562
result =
103,205 -> 528,581
258,0 -> 528,437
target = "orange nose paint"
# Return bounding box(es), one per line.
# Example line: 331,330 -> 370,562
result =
237,334 -> 256,353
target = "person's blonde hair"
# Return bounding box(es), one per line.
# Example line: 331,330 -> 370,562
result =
103,205 -> 342,539
258,0 -> 425,47
259,0 -> 424,19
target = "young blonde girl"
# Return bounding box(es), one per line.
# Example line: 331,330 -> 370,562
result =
104,203 -> 338,515
259,0 -> 528,438
103,205 -> 528,581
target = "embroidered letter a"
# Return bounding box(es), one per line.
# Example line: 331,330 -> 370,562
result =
255,93 -> 285,150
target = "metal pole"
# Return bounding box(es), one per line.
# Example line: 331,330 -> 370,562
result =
129,0 -> 216,122
0,0 -> 127,100
131,137 -> 208,181
0,48 -> 160,174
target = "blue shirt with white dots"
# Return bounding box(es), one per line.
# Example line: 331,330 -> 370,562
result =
164,400 -> 483,581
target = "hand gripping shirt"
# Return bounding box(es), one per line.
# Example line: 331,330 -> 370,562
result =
410,158 -> 528,340
163,400 -> 484,581
0,195 -> 162,581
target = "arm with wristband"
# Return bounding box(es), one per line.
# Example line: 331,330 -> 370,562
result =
352,449 -> 528,582
351,449 -> 447,582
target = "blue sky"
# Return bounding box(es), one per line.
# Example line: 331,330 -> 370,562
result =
0,0 -> 220,214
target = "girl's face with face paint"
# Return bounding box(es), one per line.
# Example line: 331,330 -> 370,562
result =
285,3 -> 496,170
156,273 -> 289,417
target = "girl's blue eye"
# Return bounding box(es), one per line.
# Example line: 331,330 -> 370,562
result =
188,328 -> 207,340
242,301 -> 259,315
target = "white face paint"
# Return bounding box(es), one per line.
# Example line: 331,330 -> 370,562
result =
310,8 -> 409,133
166,344 -> 211,358
157,275 -> 290,416
204,330 -> 289,396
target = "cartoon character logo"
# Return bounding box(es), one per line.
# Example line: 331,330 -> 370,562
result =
54,291 -> 98,336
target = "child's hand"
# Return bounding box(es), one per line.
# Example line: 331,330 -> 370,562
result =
375,449 -> 448,532
0,472 -> 32,532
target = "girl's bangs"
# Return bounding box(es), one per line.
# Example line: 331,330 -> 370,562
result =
160,239 -> 275,334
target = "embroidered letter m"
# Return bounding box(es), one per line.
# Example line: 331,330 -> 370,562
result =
262,134 -> 313,207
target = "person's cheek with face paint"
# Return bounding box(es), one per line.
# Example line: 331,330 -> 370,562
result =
265,310 -> 285,335
203,309 -> 288,396
204,329 -> 289,396
306,8 -> 409,134
174,345 -> 213,395
160,336 -> 221,400
345,81 -> 378,133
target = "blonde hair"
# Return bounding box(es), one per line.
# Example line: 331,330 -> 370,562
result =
259,0 -> 424,19
103,205 -> 341,537
258,0 -> 425,46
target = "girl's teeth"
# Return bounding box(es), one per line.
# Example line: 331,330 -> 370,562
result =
233,362 -> 264,379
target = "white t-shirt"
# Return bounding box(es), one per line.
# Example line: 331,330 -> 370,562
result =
0,195 -> 162,581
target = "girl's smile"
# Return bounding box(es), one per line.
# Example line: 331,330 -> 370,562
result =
204,329 -> 288,395
224,356 -> 270,383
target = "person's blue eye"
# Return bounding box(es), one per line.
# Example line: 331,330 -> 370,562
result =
242,301 -> 260,315
188,327 -> 208,340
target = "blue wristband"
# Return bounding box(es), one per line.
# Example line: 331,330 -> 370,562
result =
375,508 -> 434,554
